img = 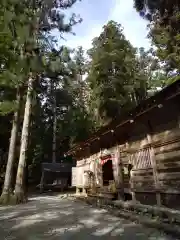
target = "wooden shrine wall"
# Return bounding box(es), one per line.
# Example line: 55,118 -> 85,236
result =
74,94 -> 180,208
148,97 -> 180,208
74,147 -> 120,188
123,96 -> 180,208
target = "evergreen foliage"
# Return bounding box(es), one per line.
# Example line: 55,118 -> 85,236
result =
0,0 -> 176,203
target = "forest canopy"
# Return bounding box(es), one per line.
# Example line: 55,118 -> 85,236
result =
0,0 -> 179,203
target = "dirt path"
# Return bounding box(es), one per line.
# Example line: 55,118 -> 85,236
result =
0,194 -> 177,239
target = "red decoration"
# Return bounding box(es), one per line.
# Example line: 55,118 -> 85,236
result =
100,154 -> 115,165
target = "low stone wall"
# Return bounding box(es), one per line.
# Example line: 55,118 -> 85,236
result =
76,195 -> 180,238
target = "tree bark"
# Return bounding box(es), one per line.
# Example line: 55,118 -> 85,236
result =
0,89 -> 22,204
52,82 -> 56,163
14,77 -> 33,203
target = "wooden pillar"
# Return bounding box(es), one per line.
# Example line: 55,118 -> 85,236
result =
98,149 -> 103,187
76,187 -> 80,195
40,170 -> 44,193
116,146 -> 124,200
178,115 -> 180,129
147,133 -> 161,206
93,158 -> 96,188
82,188 -> 87,196
126,142 -> 136,202
130,170 -> 136,202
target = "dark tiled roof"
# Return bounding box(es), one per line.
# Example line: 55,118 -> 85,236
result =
41,162 -> 74,172
66,80 -> 180,155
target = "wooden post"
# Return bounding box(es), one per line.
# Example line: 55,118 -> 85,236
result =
99,149 -> 103,187
130,170 -> 136,202
93,158 -> 96,188
178,115 -> 180,129
76,187 -> 80,195
83,188 -> 87,196
126,142 -> 136,202
147,133 -> 161,206
40,170 -> 44,193
116,146 -> 124,200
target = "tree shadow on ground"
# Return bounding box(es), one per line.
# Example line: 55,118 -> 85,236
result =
0,194 -> 174,240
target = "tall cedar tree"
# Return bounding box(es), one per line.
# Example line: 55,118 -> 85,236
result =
134,0 -> 180,82
1,0 -> 81,204
27,46 -> 92,184
57,46 -> 93,149
14,0 -> 81,203
87,21 -> 147,126
0,0 -> 30,203
134,0 -> 179,18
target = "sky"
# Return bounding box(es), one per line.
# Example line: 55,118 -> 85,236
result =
57,0 -> 151,50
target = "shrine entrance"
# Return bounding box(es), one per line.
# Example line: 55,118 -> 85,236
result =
101,154 -> 114,186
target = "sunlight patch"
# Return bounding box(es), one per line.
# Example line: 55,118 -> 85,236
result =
20,207 -> 37,211
15,213 -> 44,221
90,208 -> 107,214
42,211 -> 60,219
103,215 -> 121,222
92,226 -> 114,236
12,211 -> 59,229
56,210 -> 73,216
122,222 -> 138,228
45,224 -> 83,236
110,227 -> 125,236
0,212 -> 19,220
79,218 -> 100,228
12,219 -> 43,229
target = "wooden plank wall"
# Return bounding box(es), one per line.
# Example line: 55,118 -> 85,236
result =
122,97 -> 180,208
74,95 -> 180,208
154,137 -> 180,190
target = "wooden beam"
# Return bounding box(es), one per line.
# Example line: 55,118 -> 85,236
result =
158,172 -> 180,180
65,88 -> 180,156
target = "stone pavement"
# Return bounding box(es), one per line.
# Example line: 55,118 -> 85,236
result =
0,194 -> 177,239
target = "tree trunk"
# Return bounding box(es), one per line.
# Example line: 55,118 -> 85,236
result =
14,77 -> 33,203
0,89 -> 22,204
52,82 -> 56,163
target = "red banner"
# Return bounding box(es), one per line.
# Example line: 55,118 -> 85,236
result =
100,154 -> 115,165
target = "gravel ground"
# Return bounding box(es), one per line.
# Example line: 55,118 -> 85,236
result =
0,194 -> 177,240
